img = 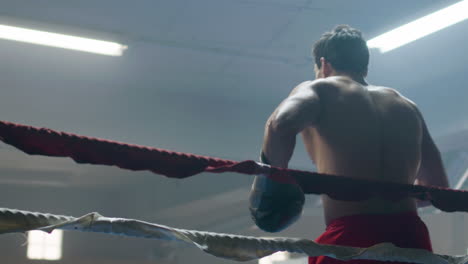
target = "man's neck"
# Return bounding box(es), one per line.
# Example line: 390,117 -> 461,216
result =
331,72 -> 368,86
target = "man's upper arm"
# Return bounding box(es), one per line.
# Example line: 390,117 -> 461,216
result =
414,104 -> 450,188
268,81 -> 321,134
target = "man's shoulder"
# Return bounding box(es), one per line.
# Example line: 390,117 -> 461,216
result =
369,85 -> 398,93
368,86 -> 417,106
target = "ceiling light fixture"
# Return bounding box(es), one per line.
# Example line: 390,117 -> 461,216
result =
0,24 -> 127,56
367,0 -> 468,53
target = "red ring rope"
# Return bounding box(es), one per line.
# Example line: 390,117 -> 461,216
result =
0,120 -> 466,212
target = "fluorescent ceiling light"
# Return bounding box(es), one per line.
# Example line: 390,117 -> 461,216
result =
367,0 -> 468,53
0,24 -> 126,56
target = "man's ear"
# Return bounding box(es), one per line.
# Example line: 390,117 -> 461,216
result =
320,57 -> 331,77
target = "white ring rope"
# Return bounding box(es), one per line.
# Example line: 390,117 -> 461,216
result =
0,208 -> 466,263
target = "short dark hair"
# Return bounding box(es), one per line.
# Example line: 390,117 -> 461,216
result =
313,25 -> 369,76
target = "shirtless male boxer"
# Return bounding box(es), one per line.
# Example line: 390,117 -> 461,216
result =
249,25 -> 450,264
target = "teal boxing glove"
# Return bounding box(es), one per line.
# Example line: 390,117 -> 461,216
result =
249,152 -> 305,232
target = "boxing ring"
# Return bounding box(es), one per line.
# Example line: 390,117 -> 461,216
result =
0,120 -> 467,263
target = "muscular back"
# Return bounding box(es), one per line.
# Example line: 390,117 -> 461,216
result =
301,77 -> 422,223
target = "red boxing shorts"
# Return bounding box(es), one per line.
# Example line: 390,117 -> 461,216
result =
309,211 -> 432,264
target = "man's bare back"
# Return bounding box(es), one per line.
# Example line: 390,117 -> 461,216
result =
251,25 -> 448,238
301,76 -> 421,224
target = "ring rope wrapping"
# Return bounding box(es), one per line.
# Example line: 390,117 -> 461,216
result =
1,207 -> 466,264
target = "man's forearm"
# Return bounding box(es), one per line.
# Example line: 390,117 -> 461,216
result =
251,117 -> 305,233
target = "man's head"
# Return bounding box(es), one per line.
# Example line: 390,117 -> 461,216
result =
313,25 -> 369,79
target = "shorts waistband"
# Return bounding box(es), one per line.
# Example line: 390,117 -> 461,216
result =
326,211 -> 420,230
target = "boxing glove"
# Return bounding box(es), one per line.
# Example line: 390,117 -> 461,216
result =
249,152 -> 305,232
